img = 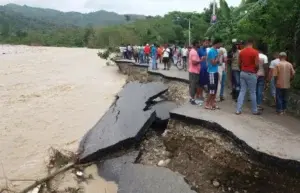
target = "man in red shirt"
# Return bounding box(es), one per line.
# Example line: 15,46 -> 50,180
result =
144,44 -> 150,64
236,39 -> 261,115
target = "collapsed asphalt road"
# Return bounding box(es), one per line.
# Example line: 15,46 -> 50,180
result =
76,60 -> 300,193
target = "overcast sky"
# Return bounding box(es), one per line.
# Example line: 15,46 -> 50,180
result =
0,0 -> 241,15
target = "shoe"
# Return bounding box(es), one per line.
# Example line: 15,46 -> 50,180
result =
257,106 -> 264,111
252,112 -> 262,115
220,96 -> 225,101
190,99 -> 197,105
195,99 -> 203,106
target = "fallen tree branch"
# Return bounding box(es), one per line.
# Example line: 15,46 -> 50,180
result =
19,163 -> 74,193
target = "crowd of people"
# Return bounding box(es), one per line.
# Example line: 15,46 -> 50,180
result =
188,38 -> 296,115
119,44 -> 189,70
119,37 -> 296,116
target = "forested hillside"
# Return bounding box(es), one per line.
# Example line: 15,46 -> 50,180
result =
1,3 -> 145,27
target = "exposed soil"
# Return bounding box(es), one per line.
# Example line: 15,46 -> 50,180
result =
138,119 -> 300,193
121,64 -> 300,193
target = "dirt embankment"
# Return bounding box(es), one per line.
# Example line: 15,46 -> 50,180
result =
127,67 -> 300,193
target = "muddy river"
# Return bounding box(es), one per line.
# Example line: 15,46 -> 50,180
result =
0,45 -> 125,192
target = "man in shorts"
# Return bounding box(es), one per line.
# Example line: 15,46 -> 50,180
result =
205,38 -> 222,110
197,39 -> 209,101
188,41 -> 201,105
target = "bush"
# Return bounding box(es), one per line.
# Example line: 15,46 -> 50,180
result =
292,68 -> 300,89
97,49 -> 111,59
107,46 -> 119,53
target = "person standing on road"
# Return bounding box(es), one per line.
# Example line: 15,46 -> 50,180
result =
169,46 -> 174,67
144,44 -> 150,64
133,45 -> 139,63
188,41 -> 201,105
181,45 -> 188,68
273,52 -> 295,115
197,39 -> 209,101
205,38 -> 222,110
268,52 -> 280,105
151,44 -> 158,70
218,46 -> 227,101
157,45 -> 163,64
236,38 -> 261,115
256,47 -> 268,111
162,44 -> 170,70
127,44 -> 133,59
228,44 -> 241,101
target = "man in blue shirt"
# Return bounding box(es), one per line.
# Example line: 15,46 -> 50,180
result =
205,38 -> 222,110
197,39 -> 210,101
151,44 -> 157,70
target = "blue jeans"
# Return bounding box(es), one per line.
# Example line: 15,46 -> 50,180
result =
276,88 -> 288,112
270,77 -> 276,97
151,55 -> 157,69
256,76 -> 265,106
231,70 -> 240,91
139,54 -> 144,63
236,71 -> 258,113
220,71 -> 226,97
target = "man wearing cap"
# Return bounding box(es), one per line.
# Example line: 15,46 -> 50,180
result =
272,52 -> 295,115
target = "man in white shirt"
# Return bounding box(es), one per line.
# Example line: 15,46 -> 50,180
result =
119,45 -> 126,58
162,44 -> 171,70
256,50 -> 268,110
181,45 -> 188,65
217,47 -> 227,101
268,52 -> 280,104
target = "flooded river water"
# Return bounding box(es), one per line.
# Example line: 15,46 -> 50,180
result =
0,45 -> 125,192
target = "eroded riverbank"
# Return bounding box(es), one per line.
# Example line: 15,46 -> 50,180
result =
101,59 -> 300,193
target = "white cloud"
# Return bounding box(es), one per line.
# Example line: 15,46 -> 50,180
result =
0,0 -> 241,15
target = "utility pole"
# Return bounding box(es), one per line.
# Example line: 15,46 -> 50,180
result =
211,0 -> 217,24
212,0 -> 216,16
188,18 -> 191,46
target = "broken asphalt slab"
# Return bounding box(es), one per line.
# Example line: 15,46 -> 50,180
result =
170,103 -> 300,171
148,100 -> 177,128
97,152 -> 196,193
78,81 -> 168,163
150,101 -> 177,122
117,164 -> 196,193
97,151 -> 140,182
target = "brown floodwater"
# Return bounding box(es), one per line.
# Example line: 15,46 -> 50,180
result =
0,45 -> 125,192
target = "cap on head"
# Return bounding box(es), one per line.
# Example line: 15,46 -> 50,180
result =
279,52 -> 287,57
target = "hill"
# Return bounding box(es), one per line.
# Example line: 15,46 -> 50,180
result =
0,3 -> 146,27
